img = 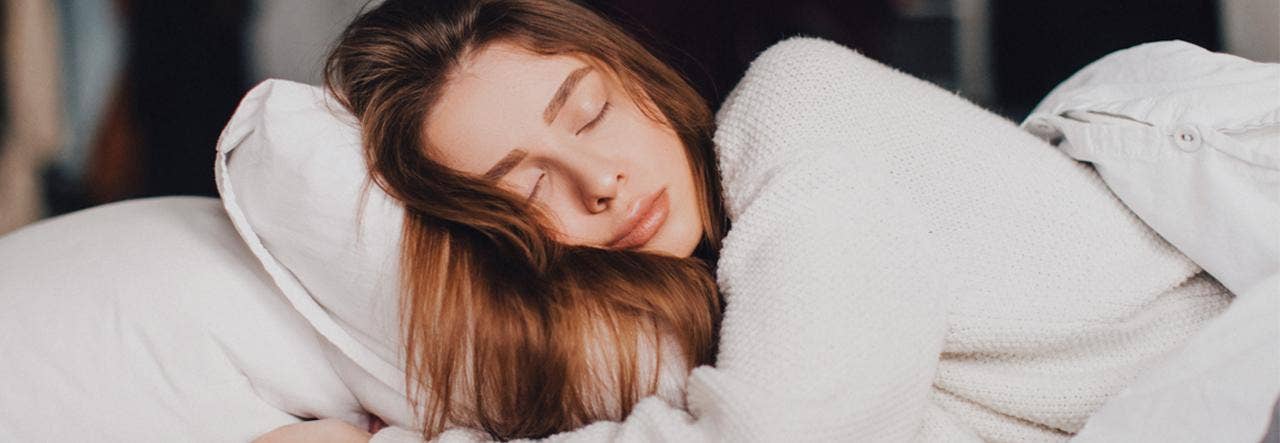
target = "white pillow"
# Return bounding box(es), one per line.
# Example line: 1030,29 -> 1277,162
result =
214,79 -> 408,396
0,197 -> 364,441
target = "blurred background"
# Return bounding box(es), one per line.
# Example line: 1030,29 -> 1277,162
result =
0,0 -> 1276,235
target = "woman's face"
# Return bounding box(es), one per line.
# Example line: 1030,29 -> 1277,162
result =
424,42 -> 704,257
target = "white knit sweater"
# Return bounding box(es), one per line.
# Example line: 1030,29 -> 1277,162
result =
392,37 -> 1232,443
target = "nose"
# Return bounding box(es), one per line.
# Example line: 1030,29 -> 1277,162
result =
563,152 -> 624,214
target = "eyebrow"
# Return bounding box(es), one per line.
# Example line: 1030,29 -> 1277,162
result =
543,65 -> 594,125
482,65 -> 593,181
482,149 -> 528,181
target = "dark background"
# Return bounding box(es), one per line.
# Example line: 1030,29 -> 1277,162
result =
0,0 -> 1248,231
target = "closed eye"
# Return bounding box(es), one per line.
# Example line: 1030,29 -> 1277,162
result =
575,101 -> 611,136
526,172 -> 546,201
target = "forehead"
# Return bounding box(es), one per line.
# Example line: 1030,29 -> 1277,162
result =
424,43 -> 592,174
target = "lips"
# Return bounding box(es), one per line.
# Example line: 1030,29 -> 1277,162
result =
607,188 -> 669,250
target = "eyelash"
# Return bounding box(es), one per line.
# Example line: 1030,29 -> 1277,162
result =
575,101 -> 611,136
526,172 -> 546,201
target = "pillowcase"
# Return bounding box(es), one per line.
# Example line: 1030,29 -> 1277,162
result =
215,79 -> 407,396
0,197 -> 364,441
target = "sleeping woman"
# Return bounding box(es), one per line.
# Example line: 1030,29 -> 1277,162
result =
257,0 -> 1274,441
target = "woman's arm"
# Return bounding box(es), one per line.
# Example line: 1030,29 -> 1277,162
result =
253,419 -> 371,443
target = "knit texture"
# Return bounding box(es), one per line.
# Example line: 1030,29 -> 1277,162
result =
387,37 -> 1233,443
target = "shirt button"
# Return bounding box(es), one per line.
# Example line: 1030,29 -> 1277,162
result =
1173,125 -> 1202,152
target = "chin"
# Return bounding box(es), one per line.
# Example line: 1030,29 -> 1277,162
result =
651,212 -> 702,258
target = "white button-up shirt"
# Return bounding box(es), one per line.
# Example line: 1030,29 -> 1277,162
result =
1023,40 -> 1279,299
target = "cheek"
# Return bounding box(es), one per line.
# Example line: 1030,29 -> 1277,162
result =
550,214 -> 590,244
633,121 -> 705,255
614,105 -> 687,175
533,196 -> 600,245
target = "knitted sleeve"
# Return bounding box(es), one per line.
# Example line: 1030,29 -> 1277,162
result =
381,37 -> 952,443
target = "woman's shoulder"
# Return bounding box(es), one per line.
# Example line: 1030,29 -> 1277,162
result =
715,37 -> 871,126
712,37 -> 901,204
721,37 -> 910,108
738,36 -> 867,82
744,36 -> 860,70
713,35 -> 908,148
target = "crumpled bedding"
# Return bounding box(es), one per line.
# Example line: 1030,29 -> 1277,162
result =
1023,41 -> 1280,442
1073,274 -> 1278,442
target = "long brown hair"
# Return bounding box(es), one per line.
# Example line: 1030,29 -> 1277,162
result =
323,0 -> 729,439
